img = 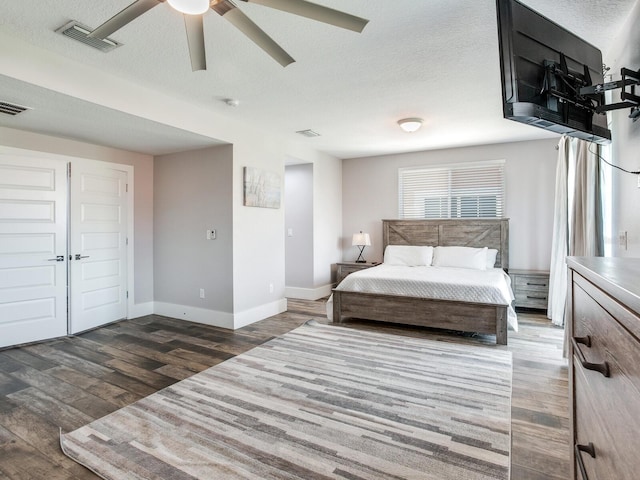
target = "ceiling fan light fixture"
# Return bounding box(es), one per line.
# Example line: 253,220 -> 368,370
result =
168,0 -> 210,15
398,117 -> 423,133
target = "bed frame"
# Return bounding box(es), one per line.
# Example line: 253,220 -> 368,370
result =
332,219 -> 510,345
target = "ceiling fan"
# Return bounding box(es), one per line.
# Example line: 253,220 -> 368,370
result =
88,0 -> 369,71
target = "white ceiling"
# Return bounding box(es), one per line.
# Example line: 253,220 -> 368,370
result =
0,0 -> 636,158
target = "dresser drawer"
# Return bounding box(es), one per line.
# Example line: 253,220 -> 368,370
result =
574,360 -> 616,480
571,283 -> 640,480
573,283 -> 640,394
574,357 -> 640,480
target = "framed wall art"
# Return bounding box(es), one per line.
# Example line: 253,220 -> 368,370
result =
243,167 -> 281,209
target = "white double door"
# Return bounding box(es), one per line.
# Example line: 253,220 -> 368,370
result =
0,154 -> 128,348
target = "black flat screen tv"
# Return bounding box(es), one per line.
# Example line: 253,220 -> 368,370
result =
496,0 -> 611,143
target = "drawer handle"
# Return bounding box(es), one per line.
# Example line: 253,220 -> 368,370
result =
575,443 -> 596,480
526,295 -> 547,300
526,282 -> 547,286
571,336 -> 610,377
574,336 -> 591,347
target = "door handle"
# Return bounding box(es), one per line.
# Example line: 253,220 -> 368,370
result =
47,255 -> 65,262
75,254 -> 90,260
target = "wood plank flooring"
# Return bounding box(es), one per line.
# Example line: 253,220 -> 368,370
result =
0,299 -> 568,479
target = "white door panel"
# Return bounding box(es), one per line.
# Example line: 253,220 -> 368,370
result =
0,156 -> 68,348
0,163 -> 57,189
69,163 -> 127,334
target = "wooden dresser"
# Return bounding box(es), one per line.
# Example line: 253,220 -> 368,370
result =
567,257 -> 640,480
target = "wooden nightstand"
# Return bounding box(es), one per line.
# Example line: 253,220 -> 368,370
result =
336,262 -> 378,284
509,269 -> 550,312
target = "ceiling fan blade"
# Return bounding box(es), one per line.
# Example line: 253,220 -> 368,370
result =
240,0 -> 368,33
89,0 -> 164,39
184,15 -> 207,71
213,2 -> 294,67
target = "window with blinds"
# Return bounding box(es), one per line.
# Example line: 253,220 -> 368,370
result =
399,160 -> 505,219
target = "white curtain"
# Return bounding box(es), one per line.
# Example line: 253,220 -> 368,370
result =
548,137 -> 569,327
571,140 -> 603,257
548,136 -> 603,328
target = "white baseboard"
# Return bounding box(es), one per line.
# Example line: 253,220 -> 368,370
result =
153,302 -> 235,329
233,298 -> 288,329
284,284 -> 334,300
128,302 -> 154,319
152,299 -> 287,330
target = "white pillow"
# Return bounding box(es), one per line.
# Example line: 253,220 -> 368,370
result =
383,245 -> 434,266
432,246 -> 488,270
486,248 -> 499,269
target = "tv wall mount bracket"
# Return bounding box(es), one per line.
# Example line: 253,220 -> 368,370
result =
542,54 -> 640,122
581,67 -> 640,120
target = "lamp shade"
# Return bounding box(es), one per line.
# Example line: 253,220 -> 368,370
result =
352,231 -> 371,247
167,0 -> 209,14
398,117 -> 423,133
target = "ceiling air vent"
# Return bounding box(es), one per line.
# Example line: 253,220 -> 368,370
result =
296,129 -> 321,138
0,101 -> 31,116
56,21 -> 122,52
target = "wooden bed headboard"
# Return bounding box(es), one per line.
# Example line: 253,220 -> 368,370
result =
382,219 -> 509,269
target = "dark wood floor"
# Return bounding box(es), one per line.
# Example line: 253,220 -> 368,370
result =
0,299 -> 568,479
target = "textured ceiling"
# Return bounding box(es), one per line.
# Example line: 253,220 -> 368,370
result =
0,0 -> 636,158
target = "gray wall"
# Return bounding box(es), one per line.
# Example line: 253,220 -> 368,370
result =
154,145 -> 233,312
342,138 -> 558,270
285,164 -> 314,288
608,0 -> 640,257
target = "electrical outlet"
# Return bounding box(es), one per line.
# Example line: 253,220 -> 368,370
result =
199,288 -> 205,299
269,283 -> 274,294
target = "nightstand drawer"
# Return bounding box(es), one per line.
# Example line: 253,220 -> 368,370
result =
336,262 -> 376,284
515,274 -> 549,290
514,291 -> 548,308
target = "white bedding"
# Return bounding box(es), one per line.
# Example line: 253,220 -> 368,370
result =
327,264 -> 518,331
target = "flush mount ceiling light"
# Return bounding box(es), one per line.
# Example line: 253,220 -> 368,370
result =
167,0 -> 209,15
398,117 -> 423,133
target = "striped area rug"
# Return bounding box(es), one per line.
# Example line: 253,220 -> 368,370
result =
60,321 -> 512,480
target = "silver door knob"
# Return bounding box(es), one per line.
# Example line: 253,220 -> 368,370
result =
75,254 -> 90,260
47,255 -> 65,262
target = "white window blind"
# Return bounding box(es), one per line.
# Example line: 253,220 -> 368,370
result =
399,160 -> 505,219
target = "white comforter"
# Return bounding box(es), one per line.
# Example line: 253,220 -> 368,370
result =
327,264 -> 518,331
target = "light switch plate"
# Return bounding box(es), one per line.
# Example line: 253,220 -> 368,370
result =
619,231 -> 628,250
